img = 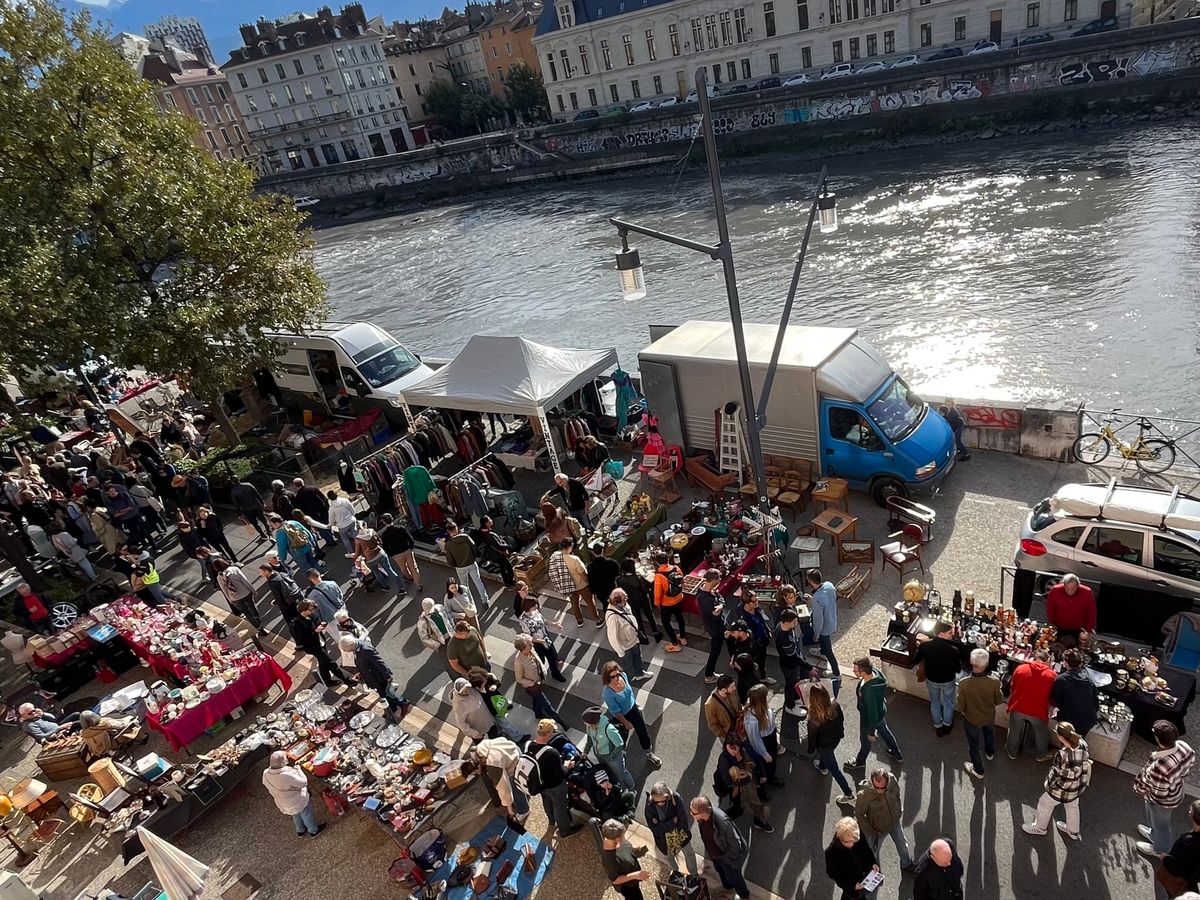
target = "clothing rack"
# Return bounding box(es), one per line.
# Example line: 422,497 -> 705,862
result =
441,453 -> 523,528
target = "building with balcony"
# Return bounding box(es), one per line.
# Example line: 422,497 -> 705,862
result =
221,4 -> 414,174
383,25 -> 450,129
479,1 -> 544,97
114,34 -> 259,169
532,0 -> 1120,115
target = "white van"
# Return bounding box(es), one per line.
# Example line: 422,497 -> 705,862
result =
265,322 -> 433,423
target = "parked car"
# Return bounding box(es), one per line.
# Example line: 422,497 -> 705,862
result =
293,196 -> 320,209
820,63 -> 854,80
628,100 -> 656,113
1072,15 -> 1120,35
782,72 -> 811,86
855,60 -> 888,73
891,54 -> 922,67
658,96 -> 681,107
968,40 -> 1000,54
1015,482 -> 1200,599
1019,32 -> 1055,45
603,105 -> 629,116
754,77 -> 783,89
925,46 -> 965,61
726,84 -> 751,94
573,109 -> 600,121
684,85 -> 719,102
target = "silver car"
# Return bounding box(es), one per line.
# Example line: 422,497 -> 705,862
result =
1015,482 -> 1200,599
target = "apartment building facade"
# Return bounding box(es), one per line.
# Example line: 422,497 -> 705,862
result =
144,15 -> 213,59
479,2 -> 544,97
221,4 -> 414,174
532,0 -> 1118,114
384,32 -> 450,125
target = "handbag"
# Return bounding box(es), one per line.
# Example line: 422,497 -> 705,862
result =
1157,864 -> 1190,898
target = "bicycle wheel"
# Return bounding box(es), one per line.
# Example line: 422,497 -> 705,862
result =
1072,433 -> 1111,465
1136,439 -> 1176,474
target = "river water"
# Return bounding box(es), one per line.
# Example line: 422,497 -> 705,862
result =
314,122 -> 1200,418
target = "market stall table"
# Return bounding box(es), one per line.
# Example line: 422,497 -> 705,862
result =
812,478 -> 850,512
117,629 -> 190,682
145,655 -> 291,752
1101,666 -> 1197,740
812,509 -> 858,547
597,504 -> 666,561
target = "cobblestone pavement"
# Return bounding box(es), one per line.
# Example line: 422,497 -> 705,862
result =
3,449 -> 1196,898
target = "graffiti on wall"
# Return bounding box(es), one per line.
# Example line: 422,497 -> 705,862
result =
1059,46 -> 1178,85
964,405 -> 1023,430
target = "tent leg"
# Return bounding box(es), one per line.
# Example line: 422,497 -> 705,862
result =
538,408 -> 562,473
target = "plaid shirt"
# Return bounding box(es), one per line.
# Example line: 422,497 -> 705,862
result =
1135,741 -> 1196,809
1044,740 -> 1090,803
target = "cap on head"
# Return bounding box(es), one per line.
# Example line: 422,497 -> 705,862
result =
582,706 -> 602,726
453,678 -> 472,696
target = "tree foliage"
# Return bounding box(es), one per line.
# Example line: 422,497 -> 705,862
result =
460,88 -> 506,133
0,1 -> 329,401
504,62 -> 549,123
423,79 -> 467,133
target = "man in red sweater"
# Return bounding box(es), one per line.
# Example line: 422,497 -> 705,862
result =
1007,649 -> 1057,762
1044,574 -> 1097,647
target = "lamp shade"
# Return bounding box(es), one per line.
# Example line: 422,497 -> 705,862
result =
615,246 -> 647,302
9,779 -> 46,809
818,189 -> 838,235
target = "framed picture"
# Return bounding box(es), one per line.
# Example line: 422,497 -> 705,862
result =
838,539 -> 875,565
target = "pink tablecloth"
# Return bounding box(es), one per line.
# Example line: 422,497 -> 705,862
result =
315,408 -> 381,447
680,542 -> 767,616
32,635 -> 95,669
146,656 -> 292,752
117,629 -> 190,682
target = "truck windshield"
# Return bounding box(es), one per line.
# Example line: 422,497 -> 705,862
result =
357,347 -> 420,388
868,377 -> 924,442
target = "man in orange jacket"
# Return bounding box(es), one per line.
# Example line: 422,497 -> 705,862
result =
653,551 -> 688,653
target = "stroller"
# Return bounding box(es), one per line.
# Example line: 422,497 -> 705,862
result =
548,733 -> 636,822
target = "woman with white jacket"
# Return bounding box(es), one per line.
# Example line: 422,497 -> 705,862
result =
473,736 -> 530,825
606,588 -> 650,680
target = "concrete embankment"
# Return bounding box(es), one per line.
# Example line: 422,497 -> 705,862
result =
261,18 -> 1200,215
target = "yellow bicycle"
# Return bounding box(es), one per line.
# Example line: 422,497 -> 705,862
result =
1072,414 -> 1176,473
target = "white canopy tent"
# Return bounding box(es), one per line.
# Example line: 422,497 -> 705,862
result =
399,335 -> 619,473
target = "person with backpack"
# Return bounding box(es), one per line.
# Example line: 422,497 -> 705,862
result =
212,557 -> 262,629
260,563 -> 303,624
270,513 -> 320,573
1021,721 -> 1091,841
583,705 -> 635,792
517,719 -> 581,836
653,552 -> 687,653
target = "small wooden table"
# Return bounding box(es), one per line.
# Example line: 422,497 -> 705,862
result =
812,509 -> 859,547
812,478 -> 850,512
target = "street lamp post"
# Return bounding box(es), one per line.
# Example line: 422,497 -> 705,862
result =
608,66 -> 836,512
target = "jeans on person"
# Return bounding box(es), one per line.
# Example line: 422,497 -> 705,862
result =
77,556 -> 97,580
572,506 -> 594,532
455,563 -> 489,610
817,747 -> 855,796
927,679 -> 957,728
660,604 -> 686,644
704,621 -> 725,679
146,583 -> 167,607
713,858 -> 751,899
533,640 -> 565,680
623,704 -> 653,752
366,552 -> 401,593
230,595 -> 262,628
379,682 -> 409,715
527,685 -> 567,728
338,522 -> 358,554
623,644 -> 647,678
782,665 -> 803,709
1006,711 -> 1050,758
295,546 -> 321,573
964,721 -> 995,774
854,719 -> 902,766
491,715 -> 525,743
541,780 -> 573,829
291,797 -> 319,835
1146,798 -> 1174,854
953,422 -> 970,457
818,634 -> 841,697
600,749 -> 636,791
1033,792 -> 1080,836
867,823 -> 913,868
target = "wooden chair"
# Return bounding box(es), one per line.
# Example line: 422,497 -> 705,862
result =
648,445 -> 684,504
776,466 -> 810,520
879,523 -> 925,578
764,465 -> 784,504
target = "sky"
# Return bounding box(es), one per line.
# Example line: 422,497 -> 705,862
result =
63,0 -> 453,61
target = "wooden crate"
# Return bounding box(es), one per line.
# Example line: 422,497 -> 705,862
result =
36,741 -> 91,781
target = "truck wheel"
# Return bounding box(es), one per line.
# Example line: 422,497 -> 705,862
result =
870,476 -> 908,507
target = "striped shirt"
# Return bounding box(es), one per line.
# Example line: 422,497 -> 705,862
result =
1135,741 -> 1196,809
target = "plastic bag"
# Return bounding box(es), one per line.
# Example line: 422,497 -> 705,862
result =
603,459 -> 625,479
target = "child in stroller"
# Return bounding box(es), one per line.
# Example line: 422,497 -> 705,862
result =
549,733 -> 636,822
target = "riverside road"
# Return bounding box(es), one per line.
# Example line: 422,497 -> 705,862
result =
315,120 -> 1200,420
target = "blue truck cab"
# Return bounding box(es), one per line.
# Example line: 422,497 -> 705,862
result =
639,320 -> 957,506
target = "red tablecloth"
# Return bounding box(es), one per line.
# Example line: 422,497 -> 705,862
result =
32,636 -> 95,669
315,408 -> 382,447
119,379 -> 164,402
146,656 -> 291,752
118,629 -> 191,682
680,542 -> 767,615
